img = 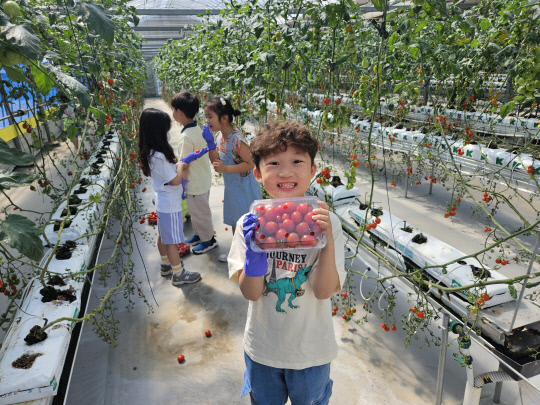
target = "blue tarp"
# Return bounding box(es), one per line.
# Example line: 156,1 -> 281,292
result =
0,69 -> 57,129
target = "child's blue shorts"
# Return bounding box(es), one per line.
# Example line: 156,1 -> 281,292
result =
242,352 -> 333,405
157,211 -> 185,245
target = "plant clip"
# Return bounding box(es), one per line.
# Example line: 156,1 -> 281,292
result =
370,19 -> 389,39
328,61 -> 337,71
43,318 -> 48,327
282,61 -> 291,70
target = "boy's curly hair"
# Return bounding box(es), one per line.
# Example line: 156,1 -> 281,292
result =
250,121 -> 318,169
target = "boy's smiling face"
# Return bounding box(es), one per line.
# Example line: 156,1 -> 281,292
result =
253,146 -> 316,199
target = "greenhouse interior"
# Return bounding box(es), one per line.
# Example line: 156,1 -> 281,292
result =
2,0 -> 540,404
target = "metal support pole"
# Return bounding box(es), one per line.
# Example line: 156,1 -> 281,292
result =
435,313 -> 449,405
404,152 -> 411,198
429,160 -> 435,195
508,231 -> 540,332
493,365 -> 503,403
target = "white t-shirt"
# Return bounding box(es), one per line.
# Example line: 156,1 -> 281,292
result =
149,151 -> 183,213
228,211 -> 346,370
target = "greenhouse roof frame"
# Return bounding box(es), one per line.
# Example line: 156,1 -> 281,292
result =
131,1 -> 482,59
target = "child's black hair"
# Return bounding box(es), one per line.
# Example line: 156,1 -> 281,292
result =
250,121 -> 319,170
171,91 -> 200,119
204,96 -> 241,124
138,108 -> 177,177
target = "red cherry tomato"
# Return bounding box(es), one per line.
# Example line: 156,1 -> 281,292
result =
301,234 -> 317,247
276,205 -> 286,216
257,216 -> 267,227
291,211 -> 303,223
283,202 -> 297,214
205,330 -> 212,337
416,311 -> 424,318
310,223 -> 322,237
481,293 -> 490,302
281,213 -> 291,221
304,212 -> 316,225
297,203 -> 311,216
265,221 -> 278,235
275,228 -> 288,241
295,222 -> 310,236
286,232 -> 300,247
391,325 -> 396,331
254,230 -> 266,243
261,236 -> 277,249
264,206 -> 278,221
342,292 -> 347,298
333,306 -> 338,312
177,355 -> 185,363
282,219 -> 295,233
255,205 -> 266,214
375,218 -> 381,224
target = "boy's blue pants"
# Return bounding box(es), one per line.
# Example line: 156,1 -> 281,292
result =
242,352 -> 333,405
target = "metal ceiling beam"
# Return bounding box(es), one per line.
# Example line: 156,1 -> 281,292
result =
143,38 -> 183,42
133,26 -> 194,32
136,9 -> 222,15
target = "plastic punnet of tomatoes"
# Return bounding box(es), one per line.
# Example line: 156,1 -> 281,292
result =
147,212 -> 157,225
249,196 -> 326,252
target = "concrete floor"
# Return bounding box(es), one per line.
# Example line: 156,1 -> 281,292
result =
4,98 -> 540,404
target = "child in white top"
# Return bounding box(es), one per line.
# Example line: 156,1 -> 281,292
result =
138,108 -> 201,286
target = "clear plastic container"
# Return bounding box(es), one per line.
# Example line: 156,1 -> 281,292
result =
249,196 -> 327,252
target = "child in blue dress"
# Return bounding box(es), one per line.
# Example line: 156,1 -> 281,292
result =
204,96 -> 262,262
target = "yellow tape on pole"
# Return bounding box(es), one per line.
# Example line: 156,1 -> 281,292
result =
0,108 -> 57,142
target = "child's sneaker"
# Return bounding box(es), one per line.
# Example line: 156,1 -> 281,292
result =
172,269 -> 201,285
192,236 -> 218,255
160,264 -> 172,276
185,234 -> 201,246
219,252 -> 229,263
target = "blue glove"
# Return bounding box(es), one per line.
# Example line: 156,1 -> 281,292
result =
182,147 -> 209,164
202,125 -> 216,150
243,213 -> 268,277
181,178 -> 189,200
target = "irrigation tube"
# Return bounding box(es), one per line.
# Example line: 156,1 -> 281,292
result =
463,370 -> 515,405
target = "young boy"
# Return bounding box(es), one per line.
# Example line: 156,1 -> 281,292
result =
228,121 -> 346,404
171,91 -> 217,254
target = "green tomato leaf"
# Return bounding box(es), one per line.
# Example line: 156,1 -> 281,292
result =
2,66 -> 31,85
371,0 -> 383,11
414,21 -> 427,34
499,101 -> 515,119
470,39 -> 480,49
508,284 -> 517,299
389,32 -> 398,45
336,55 -> 349,65
0,214 -> 43,261
394,83 -> 404,93
74,1 -> 115,46
0,172 -> 40,190
45,64 -> 91,108
31,65 -> 54,95
479,18 -> 491,31
0,23 -> 41,60
0,139 -> 35,166
409,45 -> 420,59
